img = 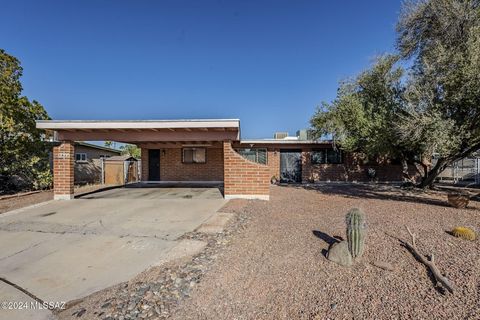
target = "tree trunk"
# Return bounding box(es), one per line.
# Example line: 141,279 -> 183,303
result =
417,158 -> 449,189
401,158 -> 410,182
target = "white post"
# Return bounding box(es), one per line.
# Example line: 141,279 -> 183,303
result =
101,158 -> 105,185
138,159 -> 142,182
123,160 -> 128,185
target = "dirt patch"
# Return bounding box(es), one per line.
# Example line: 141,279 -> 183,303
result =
0,190 -> 53,214
171,184 -> 480,319
0,185 -> 116,214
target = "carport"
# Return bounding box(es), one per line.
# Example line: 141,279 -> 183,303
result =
36,119 -> 271,200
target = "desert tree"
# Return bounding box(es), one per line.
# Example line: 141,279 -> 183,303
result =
0,49 -> 51,191
310,55 -> 417,180
395,0 -> 480,187
312,0 -> 480,188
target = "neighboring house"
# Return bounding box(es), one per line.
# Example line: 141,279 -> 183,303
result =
49,142 -> 121,185
37,119 -> 415,201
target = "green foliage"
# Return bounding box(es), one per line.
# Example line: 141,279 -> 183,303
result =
345,208 -> 367,259
396,0 -> 480,180
0,49 -> 51,192
311,54 -> 405,159
311,0 -> 480,188
451,226 -> 476,241
120,144 -> 141,158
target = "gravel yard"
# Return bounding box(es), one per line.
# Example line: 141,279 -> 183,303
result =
171,184 -> 480,320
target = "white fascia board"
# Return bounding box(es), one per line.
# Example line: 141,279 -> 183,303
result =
36,119 -> 240,130
240,139 -> 331,144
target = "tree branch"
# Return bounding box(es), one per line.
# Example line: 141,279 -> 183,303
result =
404,226 -> 454,293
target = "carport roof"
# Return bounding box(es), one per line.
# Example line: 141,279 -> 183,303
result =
36,119 -> 240,130
36,119 -> 240,143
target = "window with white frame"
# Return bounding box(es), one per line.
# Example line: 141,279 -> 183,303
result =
182,148 -> 206,164
75,153 -> 87,162
235,148 -> 267,165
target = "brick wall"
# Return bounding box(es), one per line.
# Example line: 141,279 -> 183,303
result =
301,150 -> 418,182
140,147 -> 223,181
53,141 -> 74,199
254,146 -> 419,183
160,148 -> 223,181
223,141 -> 270,200
141,148 -> 149,181
267,148 -> 280,180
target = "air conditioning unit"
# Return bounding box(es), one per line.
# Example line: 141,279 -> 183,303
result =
273,132 -> 288,139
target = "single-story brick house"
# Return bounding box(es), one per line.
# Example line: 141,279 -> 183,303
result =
36,119 -> 411,200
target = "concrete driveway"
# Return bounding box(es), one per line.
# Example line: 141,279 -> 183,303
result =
0,187 -> 225,305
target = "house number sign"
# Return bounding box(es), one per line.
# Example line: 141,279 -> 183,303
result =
55,152 -> 71,159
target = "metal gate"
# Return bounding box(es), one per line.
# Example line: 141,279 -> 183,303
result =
280,150 -> 302,183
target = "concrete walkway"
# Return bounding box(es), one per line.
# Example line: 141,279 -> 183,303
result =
0,187 -> 225,309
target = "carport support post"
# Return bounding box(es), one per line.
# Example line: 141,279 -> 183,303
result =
53,141 -> 75,200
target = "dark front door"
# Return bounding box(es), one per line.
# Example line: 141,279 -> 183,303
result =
148,149 -> 160,181
280,150 -> 302,183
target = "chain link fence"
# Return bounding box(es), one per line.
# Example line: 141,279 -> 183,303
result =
436,156 -> 480,185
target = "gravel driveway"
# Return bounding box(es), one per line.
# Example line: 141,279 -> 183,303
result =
172,184 -> 480,319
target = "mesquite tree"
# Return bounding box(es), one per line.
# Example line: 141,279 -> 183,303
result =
311,0 -> 480,188
310,55 -> 418,181
396,0 -> 480,188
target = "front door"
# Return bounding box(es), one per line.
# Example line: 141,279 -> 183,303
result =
148,149 -> 160,181
280,150 -> 302,183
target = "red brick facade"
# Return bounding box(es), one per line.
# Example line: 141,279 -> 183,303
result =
223,141 -> 270,200
140,147 -> 223,181
53,140 -> 414,202
267,149 -> 280,180
53,141 -> 75,199
161,148 -> 223,181
301,151 -> 416,182
141,147 -> 149,181
231,143 -> 417,183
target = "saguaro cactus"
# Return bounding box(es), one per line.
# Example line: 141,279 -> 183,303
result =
346,208 -> 367,259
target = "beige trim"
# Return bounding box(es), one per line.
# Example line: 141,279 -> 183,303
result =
37,119 -> 240,130
224,194 -> 269,201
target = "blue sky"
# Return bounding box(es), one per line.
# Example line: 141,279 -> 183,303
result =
1,0 -> 401,139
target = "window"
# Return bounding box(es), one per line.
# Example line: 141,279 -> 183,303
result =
75,153 -> 87,162
182,148 -> 206,164
311,150 -> 326,164
311,149 -> 342,164
235,148 -> 267,164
